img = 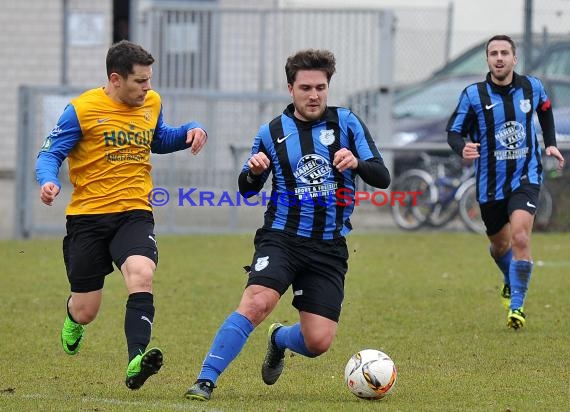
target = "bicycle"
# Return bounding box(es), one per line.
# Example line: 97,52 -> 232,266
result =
390,166 -> 437,230
455,177 -> 484,233
391,154 -> 481,232
390,153 -> 555,233
425,156 -> 475,229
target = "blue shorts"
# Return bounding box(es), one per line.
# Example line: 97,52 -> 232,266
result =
246,228 -> 348,322
63,210 -> 158,293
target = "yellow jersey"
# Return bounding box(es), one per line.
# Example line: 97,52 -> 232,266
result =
36,87 -> 203,215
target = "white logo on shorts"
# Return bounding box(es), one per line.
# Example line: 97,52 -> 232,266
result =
254,256 -> 269,271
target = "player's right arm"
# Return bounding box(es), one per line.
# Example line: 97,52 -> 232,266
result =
238,130 -> 271,197
35,104 -> 82,205
40,182 -> 60,206
446,88 -> 476,157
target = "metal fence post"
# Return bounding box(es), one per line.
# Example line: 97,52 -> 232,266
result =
376,10 -> 396,181
15,86 -> 32,238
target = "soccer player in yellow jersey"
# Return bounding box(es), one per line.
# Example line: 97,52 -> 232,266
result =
35,40 -> 208,390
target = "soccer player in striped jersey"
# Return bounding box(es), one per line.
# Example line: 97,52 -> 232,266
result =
446,34 -> 565,329
36,40 -> 207,389
185,49 -> 390,401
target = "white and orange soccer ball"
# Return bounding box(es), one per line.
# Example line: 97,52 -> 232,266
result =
344,349 -> 397,400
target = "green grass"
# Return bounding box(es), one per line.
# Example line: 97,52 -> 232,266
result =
1,232 -> 569,411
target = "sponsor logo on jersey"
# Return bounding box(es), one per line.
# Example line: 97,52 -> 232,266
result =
494,121 -> 528,160
294,154 -> 331,185
104,129 -> 154,147
495,121 -> 525,150
277,132 -> 294,144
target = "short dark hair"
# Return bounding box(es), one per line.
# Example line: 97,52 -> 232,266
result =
106,40 -> 155,79
285,49 -> 336,85
486,34 -> 517,56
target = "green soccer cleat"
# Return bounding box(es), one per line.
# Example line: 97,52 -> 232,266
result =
185,380 -> 215,401
61,315 -> 85,355
125,347 -> 163,390
261,323 -> 285,385
507,308 -> 526,330
500,284 -> 511,311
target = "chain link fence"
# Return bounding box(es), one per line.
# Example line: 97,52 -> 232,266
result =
13,2 -> 570,238
18,5 -> 446,237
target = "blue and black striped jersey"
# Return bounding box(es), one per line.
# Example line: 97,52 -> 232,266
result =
447,73 -> 550,203
242,104 -> 385,239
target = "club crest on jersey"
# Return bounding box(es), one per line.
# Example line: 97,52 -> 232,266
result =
319,129 -> 335,146
519,99 -> 531,113
144,109 -> 152,122
293,154 -> 331,185
496,120 -> 526,149
254,256 -> 269,271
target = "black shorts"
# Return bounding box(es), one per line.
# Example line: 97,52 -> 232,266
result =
63,210 -> 158,293
246,228 -> 349,322
480,184 -> 540,236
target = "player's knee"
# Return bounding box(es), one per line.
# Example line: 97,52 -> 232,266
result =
304,333 -> 334,356
238,287 -> 279,325
511,230 -> 530,250
490,240 -> 511,258
123,260 -> 155,291
238,295 -> 273,326
72,307 -> 98,324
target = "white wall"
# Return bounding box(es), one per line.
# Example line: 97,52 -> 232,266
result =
0,0 -> 112,173
0,0 -> 112,238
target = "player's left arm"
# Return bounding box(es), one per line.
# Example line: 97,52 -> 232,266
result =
536,97 -> 565,170
333,111 -> 390,189
151,107 -> 207,154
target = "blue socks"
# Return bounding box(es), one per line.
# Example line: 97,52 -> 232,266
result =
197,311 -> 254,384
509,260 -> 533,310
492,248 -> 512,285
197,317 -> 320,384
273,323 -> 317,358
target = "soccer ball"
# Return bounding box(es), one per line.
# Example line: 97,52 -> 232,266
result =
344,349 -> 397,400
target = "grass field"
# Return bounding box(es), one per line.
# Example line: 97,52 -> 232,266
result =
1,232 -> 569,411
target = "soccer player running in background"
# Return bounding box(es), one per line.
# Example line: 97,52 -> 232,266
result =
446,34 -> 565,329
36,40 -> 207,389
185,49 -> 390,401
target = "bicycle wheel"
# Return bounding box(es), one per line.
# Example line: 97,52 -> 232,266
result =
457,179 -> 485,233
426,178 -> 460,228
535,184 -> 554,230
390,169 -> 437,231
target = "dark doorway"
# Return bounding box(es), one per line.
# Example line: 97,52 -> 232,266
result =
113,0 -> 130,42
